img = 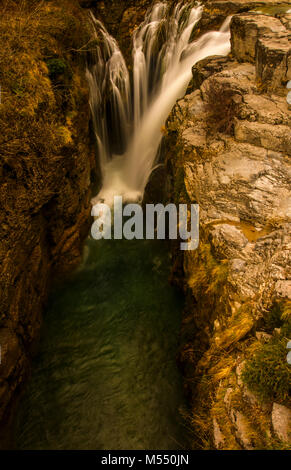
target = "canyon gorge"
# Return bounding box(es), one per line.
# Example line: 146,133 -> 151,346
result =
0,0 -> 290,450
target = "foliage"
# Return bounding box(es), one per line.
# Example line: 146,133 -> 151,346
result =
242,336 -> 291,403
188,241 -> 228,300
46,58 -> 68,80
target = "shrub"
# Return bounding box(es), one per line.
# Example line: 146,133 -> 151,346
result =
242,337 -> 291,403
46,58 -> 68,80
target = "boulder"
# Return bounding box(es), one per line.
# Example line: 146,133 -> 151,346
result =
231,13 -> 285,62
271,403 -> 291,443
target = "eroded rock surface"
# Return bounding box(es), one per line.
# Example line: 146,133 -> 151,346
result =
164,4 -> 291,450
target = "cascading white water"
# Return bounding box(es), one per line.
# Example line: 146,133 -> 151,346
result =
87,2 -> 231,206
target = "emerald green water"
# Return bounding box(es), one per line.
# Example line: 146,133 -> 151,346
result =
15,238 -> 186,450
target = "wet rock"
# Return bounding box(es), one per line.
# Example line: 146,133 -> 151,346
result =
257,33 -> 291,93
0,329 -> 22,381
79,0 -> 100,7
0,382 -> 10,422
0,1 -> 96,441
90,0 -> 153,66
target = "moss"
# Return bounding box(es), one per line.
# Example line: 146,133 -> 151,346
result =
242,336 -> 291,404
46,58 -> 68,80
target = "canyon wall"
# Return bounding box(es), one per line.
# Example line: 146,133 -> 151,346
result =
164,1 -> 291,449
0,0 -> 97,445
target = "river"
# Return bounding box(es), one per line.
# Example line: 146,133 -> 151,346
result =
15,238 -> 187,450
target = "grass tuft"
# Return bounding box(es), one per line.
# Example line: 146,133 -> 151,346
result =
242,336 -> 291,404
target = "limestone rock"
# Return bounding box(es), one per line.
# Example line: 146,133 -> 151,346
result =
236,361 -> 246,386
275,280 -> 291,299
166,3 -> 291,451
234,120 -> 291,154
231,13 -> 286,62
231,258 -> 247,273
213,418 -> 225,449
230,12 -> 291,93
271,403 -> 291,443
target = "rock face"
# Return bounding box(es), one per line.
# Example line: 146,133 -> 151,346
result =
0,0 -> 96,446
231,13 -> 291,93
164,5 -> 291,450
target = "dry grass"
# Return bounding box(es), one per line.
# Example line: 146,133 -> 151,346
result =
187,241 -> 229,297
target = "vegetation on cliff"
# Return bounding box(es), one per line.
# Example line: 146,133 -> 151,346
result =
0,0 -> 92,163
0,0 -> 95,445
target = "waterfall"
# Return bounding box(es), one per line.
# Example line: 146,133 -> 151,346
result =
87,2 -> 231,207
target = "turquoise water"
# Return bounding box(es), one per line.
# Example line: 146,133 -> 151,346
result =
15,238 -> 187,450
